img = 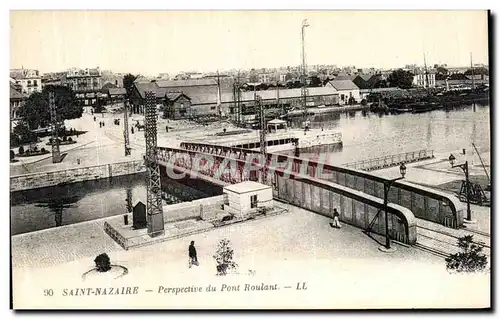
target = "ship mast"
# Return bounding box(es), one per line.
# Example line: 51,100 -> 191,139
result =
423,53 -> 430,95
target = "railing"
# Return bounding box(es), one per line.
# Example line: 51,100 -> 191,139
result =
174,143 -> 463,229
343,149 -> 434,171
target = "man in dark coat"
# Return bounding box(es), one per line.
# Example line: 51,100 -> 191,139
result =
188,241 -> 198,268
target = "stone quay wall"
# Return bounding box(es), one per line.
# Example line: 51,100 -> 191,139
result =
10,160 -> 145,192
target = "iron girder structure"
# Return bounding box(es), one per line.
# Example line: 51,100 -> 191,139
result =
144,90 -> 165,237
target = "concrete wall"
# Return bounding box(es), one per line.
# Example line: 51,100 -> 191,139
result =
10,160 -> 145,192
162,195 -> 224,222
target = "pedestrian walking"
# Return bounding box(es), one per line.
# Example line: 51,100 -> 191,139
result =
188,241 -> 198,268
93,116 -> 96,122
330,208 -> 342,229
166,125 -> 169,133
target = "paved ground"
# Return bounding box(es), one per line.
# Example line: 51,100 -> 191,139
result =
10,111 -> 234,175
373,150 -> 491,234
12,203 -> 490,309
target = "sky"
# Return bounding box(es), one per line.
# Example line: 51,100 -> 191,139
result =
10,10 -> 489,76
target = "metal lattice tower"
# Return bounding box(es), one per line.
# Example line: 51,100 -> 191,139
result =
49,92 -> 61,163
301,86 -> 309,124
123,98 -> 131,156
144,91 -> 165,237
256,94 -> 268,183
256,94 -> 266,156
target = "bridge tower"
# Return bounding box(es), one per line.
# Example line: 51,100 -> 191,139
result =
144,90 -> 165,237
49,91 -> 61,163
123,98 -> 131,156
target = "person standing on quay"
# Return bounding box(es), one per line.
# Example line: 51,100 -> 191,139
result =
330,208 -> 342,229
189,241 -> 198,268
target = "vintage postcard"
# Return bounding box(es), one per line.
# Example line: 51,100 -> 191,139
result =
9,10 -> 491,309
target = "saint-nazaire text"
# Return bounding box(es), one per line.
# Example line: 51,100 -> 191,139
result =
62,287 -> 139,296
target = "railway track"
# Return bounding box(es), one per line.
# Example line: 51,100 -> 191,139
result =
414,225 -> 490,259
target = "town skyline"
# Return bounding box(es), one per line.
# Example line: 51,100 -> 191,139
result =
10,11 -> 489,76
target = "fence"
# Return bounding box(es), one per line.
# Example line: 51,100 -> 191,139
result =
343,149 -> 434,171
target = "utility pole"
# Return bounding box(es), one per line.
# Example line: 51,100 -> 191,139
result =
144,90 -> 164,237
217,70 -> 222,122
277,78 -> 281,116
470,52 -> 475,90
49,91 -> 61,163
123,98 -> 131,156
301,19 -> 310,126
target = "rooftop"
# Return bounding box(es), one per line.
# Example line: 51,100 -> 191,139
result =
108,88 -> 127,96
224,181 -> 271,194
268,119 -> 286,125
10,69 -> 40,79
156,79 -> 218,88
327,80 -> 360,91
10,83 -> 26,100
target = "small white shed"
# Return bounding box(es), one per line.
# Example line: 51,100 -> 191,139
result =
223,181 -> 273,217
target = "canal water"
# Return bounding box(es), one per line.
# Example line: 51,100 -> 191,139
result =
10,173 -> 221,235
10,103 -> 489,235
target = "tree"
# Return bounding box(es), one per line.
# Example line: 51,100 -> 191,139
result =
465,67 -> 489,76
18,85 -> 80,130
445,235 -> 488,273
213,239 -> 238,276
94,253 -> 112,272
308,76 -> 322,87
436,67 -> 448,75
248,69 -> 259,83
123,73 -> 138,98
388,69 -> 414,89
12,121 -> 37,144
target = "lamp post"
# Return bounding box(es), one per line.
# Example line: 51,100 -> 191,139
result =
449,154 -> 475,223
379,163 -> 406,253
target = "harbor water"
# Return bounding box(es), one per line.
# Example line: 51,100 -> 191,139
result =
287,103 -> 490,164
10,103 -> 489,235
